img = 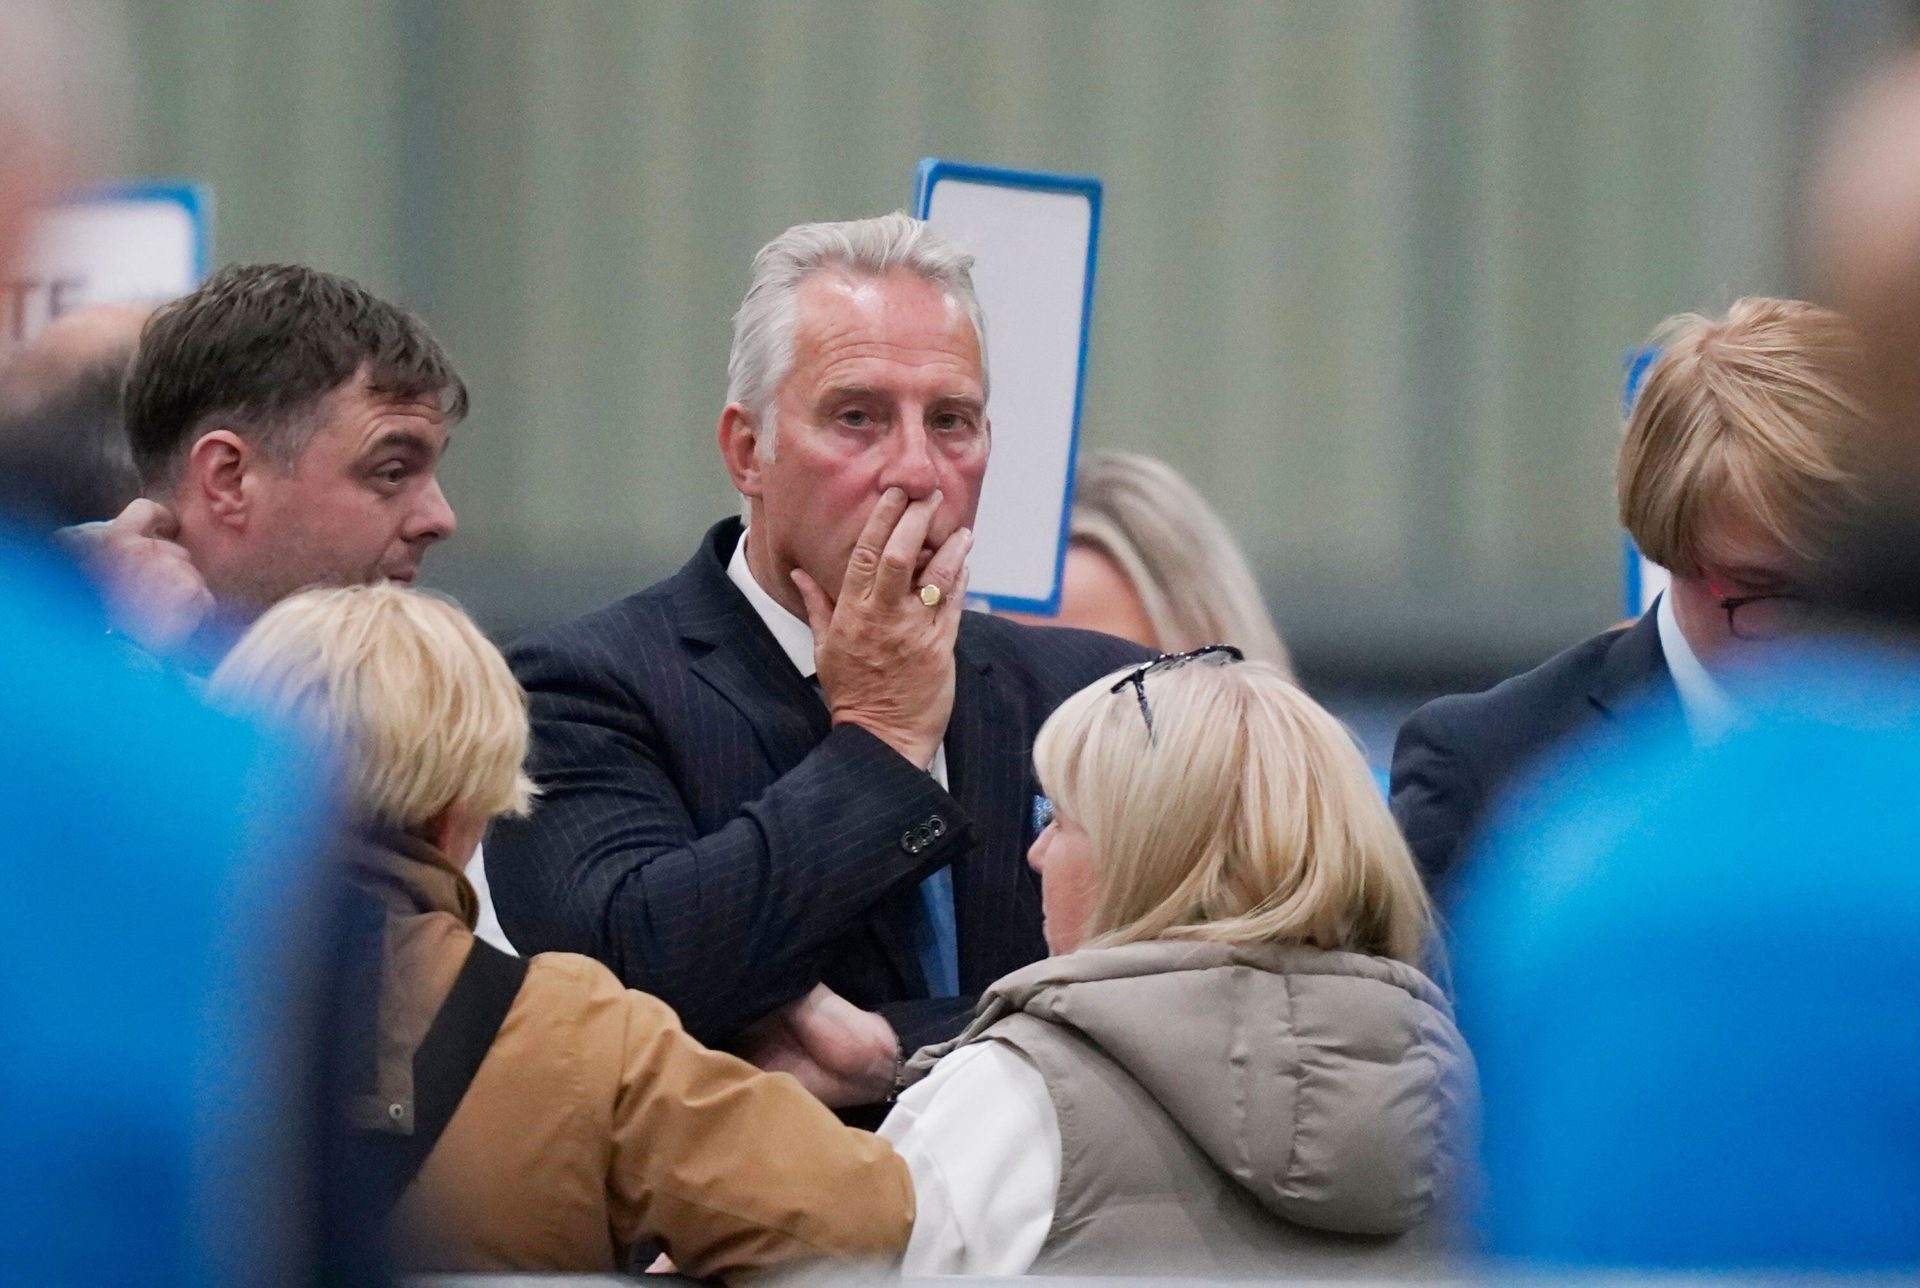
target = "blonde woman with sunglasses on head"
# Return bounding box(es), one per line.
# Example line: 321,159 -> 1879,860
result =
880,648 -> 1477,1277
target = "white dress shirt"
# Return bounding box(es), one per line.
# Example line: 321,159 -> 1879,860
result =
466,842 -> 516,954
879,1040 -> 1062,1275
1656,591 -> 1738,742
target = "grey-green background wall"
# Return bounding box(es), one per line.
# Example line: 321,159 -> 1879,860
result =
117,0 -> 1908,682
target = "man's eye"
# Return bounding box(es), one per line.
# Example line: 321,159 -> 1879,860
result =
838,409 -> 873,429
374,463 -> 408,484
933,412 -> 977,435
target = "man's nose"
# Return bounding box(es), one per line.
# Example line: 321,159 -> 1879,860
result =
880,418 -> 940,498
408,477 -> 458,543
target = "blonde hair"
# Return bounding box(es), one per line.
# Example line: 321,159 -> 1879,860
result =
1032,658 -> 1430,965
1070,451 -> 1292,676
1618,297 -> 1874,576
208,583 -> 536,831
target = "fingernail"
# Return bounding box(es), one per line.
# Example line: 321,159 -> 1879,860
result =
885,487 -> 904,503
961,527 -> 974,547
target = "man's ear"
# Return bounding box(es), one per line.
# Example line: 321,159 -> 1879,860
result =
717,403 -> 767,499
182,429 -> 254,529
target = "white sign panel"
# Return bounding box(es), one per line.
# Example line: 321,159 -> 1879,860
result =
4,183 -> 208,351
916,160 -> 1100,614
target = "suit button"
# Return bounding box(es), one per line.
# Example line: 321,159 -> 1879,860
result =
901,831 -> 921,854
928,815 -> 947,839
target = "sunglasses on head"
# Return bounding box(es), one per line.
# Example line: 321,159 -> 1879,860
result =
1108,644 -> 1244,743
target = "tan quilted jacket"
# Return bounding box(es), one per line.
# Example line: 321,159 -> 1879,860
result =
349,832 -> 912,1275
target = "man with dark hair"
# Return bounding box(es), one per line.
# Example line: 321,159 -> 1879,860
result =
69,262 -> 465,658
0,302 -> 147,524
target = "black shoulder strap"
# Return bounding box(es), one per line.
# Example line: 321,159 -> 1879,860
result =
360,938 -> 528,1214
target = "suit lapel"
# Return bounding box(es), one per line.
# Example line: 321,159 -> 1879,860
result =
1588,605 -> 1679,723
675,521 -> 922,994
1560,603 -> 1688,784
675,521 -> 830,776
945,624 -> 1041,993
670,523 -> 1036,999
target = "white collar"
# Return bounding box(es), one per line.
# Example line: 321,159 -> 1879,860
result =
726,530 -> 818,679
1655,591 -> 1737,741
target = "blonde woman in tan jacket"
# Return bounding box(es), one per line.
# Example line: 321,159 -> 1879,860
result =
210,583 -> 912,1276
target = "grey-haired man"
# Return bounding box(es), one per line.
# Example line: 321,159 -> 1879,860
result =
489,212 -> 1147,1106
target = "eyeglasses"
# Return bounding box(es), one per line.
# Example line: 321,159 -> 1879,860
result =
1109,644 -> 1245,742
1706,580 -> 1818,641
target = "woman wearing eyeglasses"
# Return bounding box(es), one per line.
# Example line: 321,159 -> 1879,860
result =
878,649 -> 1476,1277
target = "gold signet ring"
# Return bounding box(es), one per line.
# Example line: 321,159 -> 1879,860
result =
919,584 -> 944,608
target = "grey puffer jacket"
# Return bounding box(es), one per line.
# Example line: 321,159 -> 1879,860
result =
905,938 -> 1478,1277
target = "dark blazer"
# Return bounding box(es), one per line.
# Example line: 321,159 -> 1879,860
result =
1390,607 -> 1680,897
488,518 -> 1150,1051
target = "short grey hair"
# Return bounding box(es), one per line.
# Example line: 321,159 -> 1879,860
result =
726,211 -> 988,457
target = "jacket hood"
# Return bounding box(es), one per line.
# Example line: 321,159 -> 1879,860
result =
920,939 -> 1476,1237
345,825 -> 479,929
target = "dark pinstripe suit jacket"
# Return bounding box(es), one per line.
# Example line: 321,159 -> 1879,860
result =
487,518 -> 1150,1050
1390,607 -> 1678,900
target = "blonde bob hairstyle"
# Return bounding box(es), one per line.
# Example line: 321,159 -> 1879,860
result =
1032,657 -> 1431,966
209,583 -> 536,832
1071,451 -> 1292,675
1618,296 -> 1874,576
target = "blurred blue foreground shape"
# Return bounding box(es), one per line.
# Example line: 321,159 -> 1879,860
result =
1454,643 -> 1920,1273
0,535 -> 326,1285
